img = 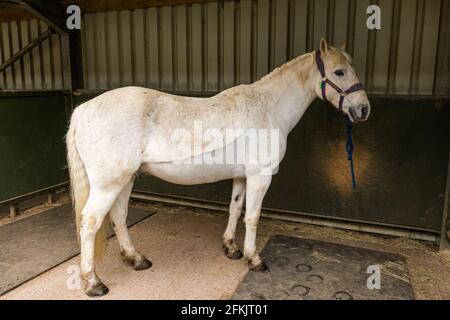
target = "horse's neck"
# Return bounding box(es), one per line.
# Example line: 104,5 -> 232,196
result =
255,53 -> 317,134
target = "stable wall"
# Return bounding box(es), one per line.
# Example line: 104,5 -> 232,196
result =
0,0 -> 448,232
0,92 -> 69,203
78,0 -> 448,95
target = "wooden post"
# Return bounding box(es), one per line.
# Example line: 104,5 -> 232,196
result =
440,152 -> 450,251
9,204 -> 18,218
47,192 -> 54,204
0,29 -> 53,73
69,29 -> 84,91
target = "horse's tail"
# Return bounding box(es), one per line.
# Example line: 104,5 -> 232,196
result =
66,107 -> 109,262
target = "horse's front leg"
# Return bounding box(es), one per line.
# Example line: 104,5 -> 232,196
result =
223,178 -> 246,260
243,174 -> 272,271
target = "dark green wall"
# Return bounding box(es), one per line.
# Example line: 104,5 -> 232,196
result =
0,93 -> 69,202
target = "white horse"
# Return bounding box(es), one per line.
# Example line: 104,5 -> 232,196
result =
66,39 -> 370,296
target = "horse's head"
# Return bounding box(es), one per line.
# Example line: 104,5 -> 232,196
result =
314,38 -> 370,122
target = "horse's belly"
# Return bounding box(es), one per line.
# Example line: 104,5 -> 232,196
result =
140,162 -> 245,185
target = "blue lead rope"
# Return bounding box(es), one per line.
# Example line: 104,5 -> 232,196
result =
346,118 -> 357,190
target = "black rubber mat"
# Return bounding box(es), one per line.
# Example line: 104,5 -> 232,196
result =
0,204 -> 154,295
233,235 -> 414,300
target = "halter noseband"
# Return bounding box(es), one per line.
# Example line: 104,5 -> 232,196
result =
315,50 -> 364,112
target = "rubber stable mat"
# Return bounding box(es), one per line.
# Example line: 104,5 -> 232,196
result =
0,204 -> 154,295
233,235 -> 414,300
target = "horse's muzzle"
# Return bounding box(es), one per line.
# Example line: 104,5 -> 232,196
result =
350,104 -> 370,122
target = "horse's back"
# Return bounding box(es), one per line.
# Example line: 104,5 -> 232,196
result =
71,85 -> 274,173
140,86 -> 272,164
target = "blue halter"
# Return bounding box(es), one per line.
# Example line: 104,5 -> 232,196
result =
346,118 -> 357,190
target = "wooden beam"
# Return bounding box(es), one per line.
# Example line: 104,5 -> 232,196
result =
0,0 -> 66,33
0,7 -> 35,21
0,29 -> 52,73
64,0 -> 226,13
21,0 -> 67,33
434,0 -> 450,95
0,1 -> 226,22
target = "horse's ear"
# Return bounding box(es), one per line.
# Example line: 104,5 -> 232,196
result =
339,43 -> 347,51
320,38 -> 329,56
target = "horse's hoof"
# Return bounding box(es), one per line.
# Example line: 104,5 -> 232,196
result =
133,258 -> 153,271
249,261 -> 269,272
85,282 -> 109,297
225,248 -> 243,260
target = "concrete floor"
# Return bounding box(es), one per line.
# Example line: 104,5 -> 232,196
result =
2,199 -> 450,300
0,203 -> 153,295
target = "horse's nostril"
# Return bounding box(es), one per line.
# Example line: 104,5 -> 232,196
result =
361,106 -> 368,116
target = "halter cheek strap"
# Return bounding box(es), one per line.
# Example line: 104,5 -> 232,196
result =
315,50 -> 364,112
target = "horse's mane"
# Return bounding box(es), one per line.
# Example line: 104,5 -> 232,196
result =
258,51 -> 315,83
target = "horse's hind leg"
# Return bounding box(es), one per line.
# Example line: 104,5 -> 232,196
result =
110,178 -> 152,271
223,178 -> 246,260
80,185 -> 124,297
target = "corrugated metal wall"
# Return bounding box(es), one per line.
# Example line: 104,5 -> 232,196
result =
80,0 -> 445,95
0,0 -> 446,95
0,20 -> 71,90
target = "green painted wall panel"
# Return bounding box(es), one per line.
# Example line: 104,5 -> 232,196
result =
0,94 -> 69,202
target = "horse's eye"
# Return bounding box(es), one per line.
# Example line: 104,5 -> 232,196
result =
334,70 -> 345,77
